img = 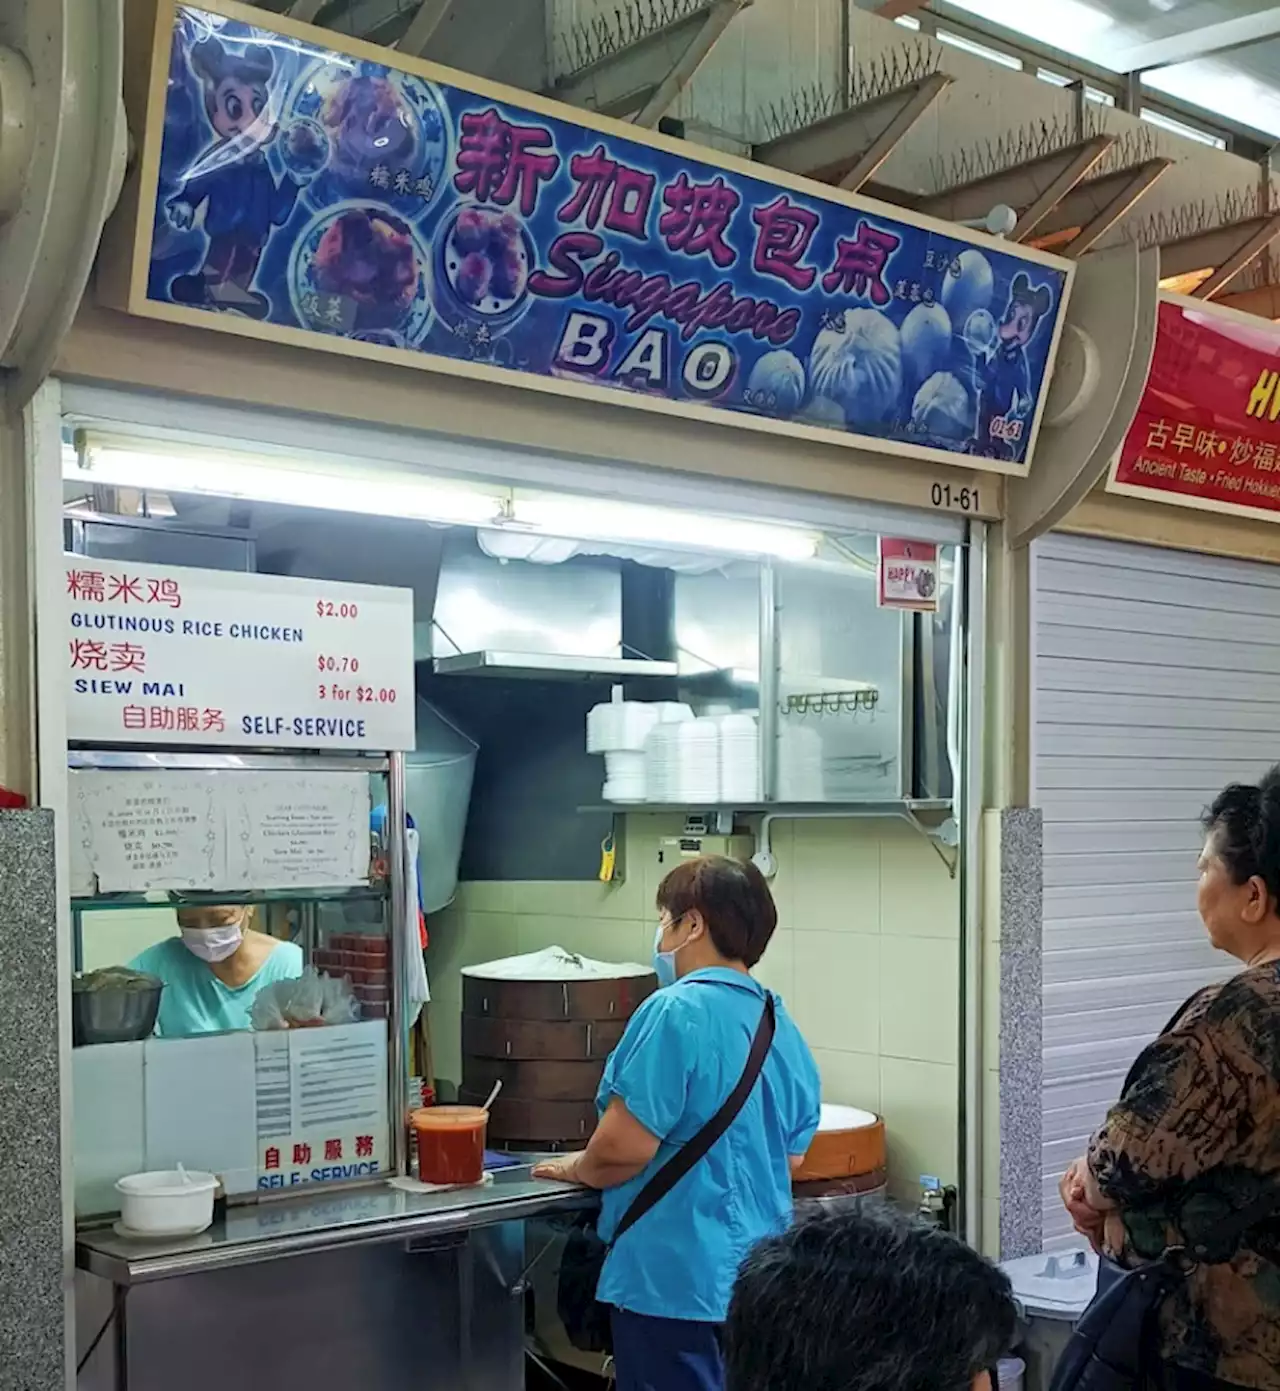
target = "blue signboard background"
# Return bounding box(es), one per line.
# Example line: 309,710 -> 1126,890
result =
142,4 -> 1070,469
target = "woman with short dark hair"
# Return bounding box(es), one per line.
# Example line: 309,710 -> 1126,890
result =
534,855 -> 821,1391
1062,767 -> 1280,1391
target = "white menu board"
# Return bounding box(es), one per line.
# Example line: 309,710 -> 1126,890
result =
65,556 -> 415,750
71,770 -> 372,893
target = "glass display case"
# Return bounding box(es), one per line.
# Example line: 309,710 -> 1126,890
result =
69,748 -> 412,1218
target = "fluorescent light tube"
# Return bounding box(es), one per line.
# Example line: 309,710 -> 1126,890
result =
69,439 -> 508,527
509,495 -> 819,561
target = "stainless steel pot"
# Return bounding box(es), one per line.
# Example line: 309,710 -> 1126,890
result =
72,973 -> 164,1046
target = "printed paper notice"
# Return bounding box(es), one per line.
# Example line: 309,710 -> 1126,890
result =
255,1022 -> 389,1191
71,772 -> 220,892
229,774 -> 370,888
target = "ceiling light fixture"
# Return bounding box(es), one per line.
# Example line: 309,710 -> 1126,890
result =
509,494 -> 820,561
69,433 -> 509,527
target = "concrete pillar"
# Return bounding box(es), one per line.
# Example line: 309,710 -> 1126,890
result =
0,384 -> 72,1390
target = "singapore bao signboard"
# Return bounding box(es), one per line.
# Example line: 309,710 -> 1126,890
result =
64,557 -> 415,750
126,0 -> 1073,475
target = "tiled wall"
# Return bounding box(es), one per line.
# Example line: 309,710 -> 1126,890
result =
79,907 -> 178,971
426,813 -> 960,1199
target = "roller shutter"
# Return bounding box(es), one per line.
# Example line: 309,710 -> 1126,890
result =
1031,532 -> 1280,1246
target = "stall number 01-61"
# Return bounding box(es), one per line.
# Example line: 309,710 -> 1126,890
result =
930,483 -> 982,514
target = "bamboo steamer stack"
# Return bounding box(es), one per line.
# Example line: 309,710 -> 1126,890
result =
792,1104 -> 888,1203
460,947 -> 657,1151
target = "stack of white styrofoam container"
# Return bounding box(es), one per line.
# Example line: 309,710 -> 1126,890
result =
718,714 -> 760,803
670,718 -> 721,804
589,696 -> 694,803
641,705 -> 698,803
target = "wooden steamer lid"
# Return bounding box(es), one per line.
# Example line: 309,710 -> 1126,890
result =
462,973 -> 656,1022
459,1092 -> 599,1145
461,1057 -> 606,1103
461,947 -> 657,1150
792,1104 -> 887,1184
462,1014 -> 627,1061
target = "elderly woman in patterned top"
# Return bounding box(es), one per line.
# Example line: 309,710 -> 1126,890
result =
1061,767 -> 1280,1391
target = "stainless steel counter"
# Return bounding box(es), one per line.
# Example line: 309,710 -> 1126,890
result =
75,1170 -> 596,1391
77,1166 -> 594,1285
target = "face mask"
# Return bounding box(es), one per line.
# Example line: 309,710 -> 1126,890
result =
181,922 -> 243,963
653,920 -> 694,988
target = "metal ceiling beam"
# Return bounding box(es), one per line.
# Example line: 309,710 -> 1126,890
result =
1112,7 -> 1280,74
1215,282 -> 1280,319
916,136 -> 1114,235
636,0 -> 749,127
396,0 -> 455,54
1021,158 -> 1170,256
1160,213 -> 1280,288
875,0 -> 931,17
753,74 -> 951,192
550,0 -> 750,125
1188,213 -> 1280,300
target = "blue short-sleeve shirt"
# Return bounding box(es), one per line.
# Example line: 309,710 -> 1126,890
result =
595,967 -> 821,1323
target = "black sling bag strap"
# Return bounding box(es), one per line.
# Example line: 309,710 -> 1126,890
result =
612,987 -> 777,1244
557,985 -> 777,1354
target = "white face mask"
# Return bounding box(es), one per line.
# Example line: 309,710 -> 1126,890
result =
180,922 -> 243,963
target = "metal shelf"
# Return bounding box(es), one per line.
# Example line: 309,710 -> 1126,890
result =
71,884 -> 389,911
578,800 -> 952,816
432,651 -> 679,681
69,749 -> 390,773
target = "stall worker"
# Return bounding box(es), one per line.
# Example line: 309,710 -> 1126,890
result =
129,904 -> 302,1037
534,854 -> 821,1391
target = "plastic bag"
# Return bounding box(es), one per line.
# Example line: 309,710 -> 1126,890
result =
250,966 -> 361,1031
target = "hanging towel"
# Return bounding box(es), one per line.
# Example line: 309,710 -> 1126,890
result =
371,803 -> 428,948
403,825 -> 430,1024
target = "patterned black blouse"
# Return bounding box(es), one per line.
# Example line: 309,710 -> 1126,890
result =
1089,964 -> 1280,1391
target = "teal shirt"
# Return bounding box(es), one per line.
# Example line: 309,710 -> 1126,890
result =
596,968 -> 821,1323
129,937 -> 304,1037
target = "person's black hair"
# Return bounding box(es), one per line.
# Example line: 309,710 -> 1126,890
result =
1203,765 -> 1280,903
725,1206 -> 1016,1391
190,36 -> 274,116
656,855 -> 776,968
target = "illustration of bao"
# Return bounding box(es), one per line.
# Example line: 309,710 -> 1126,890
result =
166,36 -> 302,319
971,271 -> 1054,461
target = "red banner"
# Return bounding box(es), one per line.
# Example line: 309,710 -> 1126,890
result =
1110,296 -> 1280,519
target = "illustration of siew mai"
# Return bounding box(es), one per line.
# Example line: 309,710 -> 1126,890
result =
166,37 -> 303,318
972,272 -> 1053,460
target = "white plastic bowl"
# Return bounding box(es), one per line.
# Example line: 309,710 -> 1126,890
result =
115,1169 -> 218,1235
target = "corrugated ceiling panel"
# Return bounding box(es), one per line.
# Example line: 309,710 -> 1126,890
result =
1031,532 -> 1273,1246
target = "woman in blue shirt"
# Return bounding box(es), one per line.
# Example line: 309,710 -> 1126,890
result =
534,855 -> 822,1391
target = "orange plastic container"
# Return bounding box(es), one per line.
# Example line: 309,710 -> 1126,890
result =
411,1106 -> 488,1186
